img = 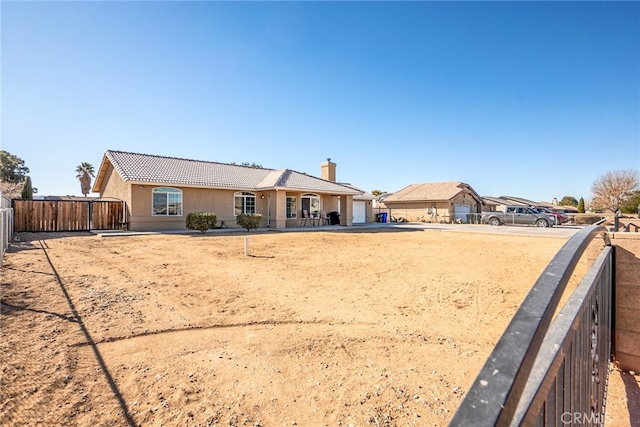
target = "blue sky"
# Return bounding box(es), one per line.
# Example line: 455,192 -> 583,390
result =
2,1 -> 639,202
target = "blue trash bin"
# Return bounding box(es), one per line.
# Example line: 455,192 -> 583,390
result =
380,212 -> 388,223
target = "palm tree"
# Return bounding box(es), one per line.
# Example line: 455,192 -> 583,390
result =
371,189 -> 385,198
75,162 -> 95,197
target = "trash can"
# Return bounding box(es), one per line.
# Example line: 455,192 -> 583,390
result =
380,212 -> 388,223
328,211 -> 340,225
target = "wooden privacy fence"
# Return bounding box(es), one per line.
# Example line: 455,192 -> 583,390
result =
13,199 -> 125,232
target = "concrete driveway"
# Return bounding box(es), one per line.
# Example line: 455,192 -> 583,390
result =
352,222 -> 583,238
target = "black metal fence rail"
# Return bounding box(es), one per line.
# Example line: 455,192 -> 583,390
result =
513,246 -> 612,425
450,222 -> 612,426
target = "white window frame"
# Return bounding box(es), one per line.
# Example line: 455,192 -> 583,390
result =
234,191 -> 256,215
152,187 -> 183,216
286,196 -> 297,219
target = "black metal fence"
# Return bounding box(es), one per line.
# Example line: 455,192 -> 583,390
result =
450,222 -> 613,426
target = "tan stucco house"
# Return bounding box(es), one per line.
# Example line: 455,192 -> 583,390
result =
382,181 -> 484,223
92,150 -> 367,231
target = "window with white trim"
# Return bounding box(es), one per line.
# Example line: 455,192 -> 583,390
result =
234,192 -> 256,215
286,196 -> 297,219
152,187 -> 183,216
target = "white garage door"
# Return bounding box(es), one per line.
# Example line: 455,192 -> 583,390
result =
353,201 -> 366,223
454,204 -> 471,223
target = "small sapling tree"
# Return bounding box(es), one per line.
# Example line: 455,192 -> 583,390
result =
237,213 -> 262,231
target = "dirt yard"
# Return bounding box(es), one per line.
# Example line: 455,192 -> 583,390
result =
1,228 -> 638,426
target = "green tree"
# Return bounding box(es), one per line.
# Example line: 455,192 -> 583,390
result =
0,150 -> 30,183
21,176 -> 34,199
75,162 -> 95,197
591,168 -> 639,212
240,162 -> 263,168
620,190 -> 640,215
559,196 -> 579,207
577,197 -> 585,213
371,189 -> 386,198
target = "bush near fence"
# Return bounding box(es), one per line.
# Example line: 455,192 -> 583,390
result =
567,214 -> 606,225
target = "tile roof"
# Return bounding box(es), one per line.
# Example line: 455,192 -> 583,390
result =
93,150 -> 361,195
338,183 -> 376,200
481,196 -> 512,206
499,195 -> 540,206
384,181 -> 479,202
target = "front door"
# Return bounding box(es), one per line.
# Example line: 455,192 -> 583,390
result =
301,194 -> 320,217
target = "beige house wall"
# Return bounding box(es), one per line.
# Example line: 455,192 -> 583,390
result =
339,195 -> 353,226
272,190 -> 288,229
97,164 -> 132,218
385,191 -> 482,223
611,233 -> 640,372
451,192 -> 482,212
384,201 -> 451,223
115,186 -> 360,231
123,186 -> 272,231
363,200 -> 375,223
483,203 -> 500,212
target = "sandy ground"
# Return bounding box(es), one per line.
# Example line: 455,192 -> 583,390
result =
1,228 -> 638,426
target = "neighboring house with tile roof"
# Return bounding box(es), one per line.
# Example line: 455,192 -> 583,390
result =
480,196 -> 513,212
92,150 -> 367,231
382,181 -> 484,223
481,196 -> 562,212
499,195 -> 540,207
338,183 -> 377,224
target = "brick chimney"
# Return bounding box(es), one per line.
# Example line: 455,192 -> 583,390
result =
321,158 -> 336,182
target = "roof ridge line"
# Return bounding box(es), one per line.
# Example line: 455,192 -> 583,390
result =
105,149 -> 277,171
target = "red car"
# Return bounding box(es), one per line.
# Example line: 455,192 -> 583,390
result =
533,207 -> 569,224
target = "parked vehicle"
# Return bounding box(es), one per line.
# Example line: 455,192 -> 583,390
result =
533,206 -> 569,224
481,206 -> 557,227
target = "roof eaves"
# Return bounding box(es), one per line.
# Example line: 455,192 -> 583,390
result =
105,150 -> 134,182
92,152 -> 115,193
386,197 -> 450,203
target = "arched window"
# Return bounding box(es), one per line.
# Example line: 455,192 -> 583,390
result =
234,192 -> 256,215
152,187 -> 182,216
